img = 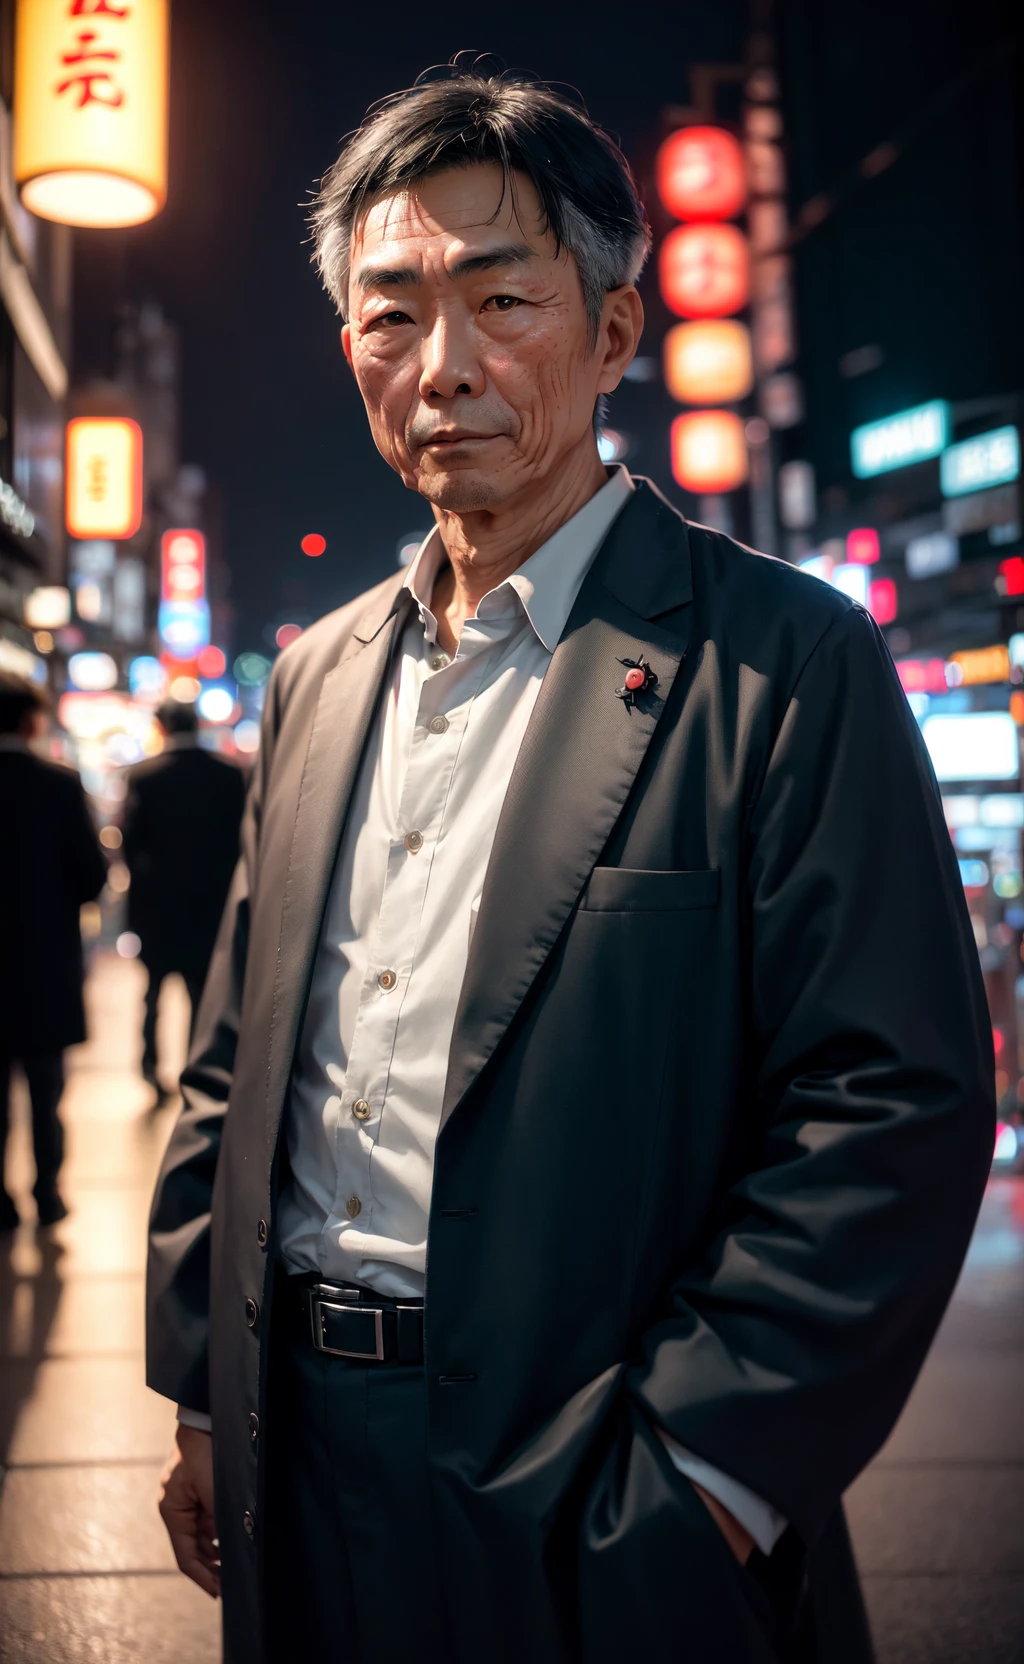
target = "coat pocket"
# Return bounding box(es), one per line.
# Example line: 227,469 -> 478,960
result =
579,866 -> 720,913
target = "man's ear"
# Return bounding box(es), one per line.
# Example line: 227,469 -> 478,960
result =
596,287 -> 644,397
341,322 -> 354,371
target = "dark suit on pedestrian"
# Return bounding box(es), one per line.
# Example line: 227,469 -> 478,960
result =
0,743 -> 107,1211
122,742 -> 245,1067
147,482 -> 994,1663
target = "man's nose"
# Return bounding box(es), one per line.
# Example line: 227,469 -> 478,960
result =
419,314 -> 485,402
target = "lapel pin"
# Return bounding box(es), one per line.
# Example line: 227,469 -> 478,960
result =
615,654 -> 658,710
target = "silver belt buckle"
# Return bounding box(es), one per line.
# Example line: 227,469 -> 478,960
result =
308,1285 -> 385,1361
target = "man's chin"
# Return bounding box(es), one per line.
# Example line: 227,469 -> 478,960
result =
413,466 -> 511,513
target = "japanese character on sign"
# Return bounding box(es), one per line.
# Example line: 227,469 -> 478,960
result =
56,2 -> 132,111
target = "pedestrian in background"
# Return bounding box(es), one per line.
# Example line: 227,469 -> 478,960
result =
122,698 -> 245,1099
0,671 -> 107,1230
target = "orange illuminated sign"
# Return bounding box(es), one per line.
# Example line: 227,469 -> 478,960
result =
659,223 -> 750,320
161,529 -> 206,603
671,410 -> 748,494
663,319 -> 753,405
949,645 -> 1010,687
65,416 -> 143,540
656,126 -> 747,222
14,0 -> 168,228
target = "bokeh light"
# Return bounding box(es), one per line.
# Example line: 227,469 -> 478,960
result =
197,644 -> 227,679
234,652 -> 271,686
196,685 -> 236,723
169,675 -> 200,702
234,719 -> 260,754
275,623 -> 303,649
115,931 -> 141,958
301,533 -> 326,557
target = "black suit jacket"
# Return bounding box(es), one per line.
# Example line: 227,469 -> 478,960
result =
0,746 -> 107,1054
123,745 -> 245,980
147,483 -> 993,1663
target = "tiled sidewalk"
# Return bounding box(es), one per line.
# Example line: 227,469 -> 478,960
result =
2,953 -> 1022,1661
0,954 -> 219,1662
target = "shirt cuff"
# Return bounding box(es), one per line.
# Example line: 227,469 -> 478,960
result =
177,1405 -> 213,1433
657,1429 -> 788,1557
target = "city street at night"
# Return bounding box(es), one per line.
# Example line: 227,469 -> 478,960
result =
0,958 -> 1020,1662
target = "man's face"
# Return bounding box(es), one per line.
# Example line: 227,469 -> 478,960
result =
343,165 -> 620,512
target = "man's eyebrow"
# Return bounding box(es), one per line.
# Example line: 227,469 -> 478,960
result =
354,243 -> 537,296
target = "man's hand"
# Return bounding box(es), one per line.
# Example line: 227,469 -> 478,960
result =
158,1425 -> 220,1598
690,1481 -> 756,1566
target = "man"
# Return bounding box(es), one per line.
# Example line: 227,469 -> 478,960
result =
0,672 -> 107,1228
123,698 -> 245,1096
148,71 -> 994,1664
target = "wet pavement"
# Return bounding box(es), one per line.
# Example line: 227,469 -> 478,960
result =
0,952 -> 1022,1662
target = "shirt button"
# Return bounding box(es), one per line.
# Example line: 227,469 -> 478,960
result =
430,653 -> 450,671
377,968 -> 397,991
428,714 -> 449,735
404,830 -> 424,853
352,1099 -> 371,1120
346,1196 -> 362,1219
244,1298 -> 259,1327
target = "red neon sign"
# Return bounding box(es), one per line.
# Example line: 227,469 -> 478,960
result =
659,223 -> 750,320
656,127 -> 747,222
161,528 -> 206,603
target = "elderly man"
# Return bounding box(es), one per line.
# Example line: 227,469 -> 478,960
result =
148,70 -> 993,1664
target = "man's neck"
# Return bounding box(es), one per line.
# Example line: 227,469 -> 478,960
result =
429,441 -> 607,654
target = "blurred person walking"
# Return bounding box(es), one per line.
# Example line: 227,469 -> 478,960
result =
123,698 -> 245,1098
0,671 -> 106,1230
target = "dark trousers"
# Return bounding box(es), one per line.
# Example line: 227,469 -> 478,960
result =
264,1278 -> 450,1663
142,962 -> 204,1074
0,1053 -> 64,1201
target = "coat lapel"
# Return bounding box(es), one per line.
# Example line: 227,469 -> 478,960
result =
265,575 -> 411,1149
440,482 -> 694,1127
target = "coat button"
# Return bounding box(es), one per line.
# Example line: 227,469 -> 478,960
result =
428,714 -> 449,735
244,1298 -> 259,1327
256,1219 -> 268,1247
243,1510 -> 255,1537
248,1412 -> 259,1442
377,968 -> 397,991
404,830 -> 424,853
353,1099 -> 371,1121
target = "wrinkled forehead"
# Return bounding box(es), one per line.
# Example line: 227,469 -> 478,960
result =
349,163 -> 555,269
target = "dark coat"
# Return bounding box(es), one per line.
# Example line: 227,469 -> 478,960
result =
123,745 -> 245,980
147,482 -> 994,1664
0,746 -> 107,1055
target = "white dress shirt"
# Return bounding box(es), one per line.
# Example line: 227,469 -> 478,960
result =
180,465 -> 786,1556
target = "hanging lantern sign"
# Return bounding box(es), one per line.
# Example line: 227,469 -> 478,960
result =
671,410 -> 749,494
66,416 -> 143,539
663,320 -> 754,405
659,223 -> 750,320
14,0 -> 168,228
656,126 -> 747,222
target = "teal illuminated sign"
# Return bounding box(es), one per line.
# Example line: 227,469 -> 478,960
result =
850,400 -> 951,479
940,425 -> 1020,499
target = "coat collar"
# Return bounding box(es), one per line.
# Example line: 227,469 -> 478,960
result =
439,479 -> 693,1129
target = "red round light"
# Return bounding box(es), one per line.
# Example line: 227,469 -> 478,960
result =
659,224 -> 750,320
196,645 -> 226,679
868,578 -> 898,626
301,533 -> 326,557
656,126 -> 747,222
276,623 -> 303,650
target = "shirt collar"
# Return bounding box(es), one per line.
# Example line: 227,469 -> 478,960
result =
403,465 -> 634,653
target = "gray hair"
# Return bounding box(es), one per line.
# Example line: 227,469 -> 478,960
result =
311,68 -> 651,347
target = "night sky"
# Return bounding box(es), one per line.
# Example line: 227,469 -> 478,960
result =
70,0 -> 746,655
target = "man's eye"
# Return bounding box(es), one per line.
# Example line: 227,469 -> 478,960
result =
370,310 -> 412,328
483,295 -> 521,312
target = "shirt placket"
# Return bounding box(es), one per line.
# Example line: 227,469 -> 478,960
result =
325,616 -> 517,1248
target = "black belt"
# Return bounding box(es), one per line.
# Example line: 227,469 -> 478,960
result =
296,1275 -> 424,1364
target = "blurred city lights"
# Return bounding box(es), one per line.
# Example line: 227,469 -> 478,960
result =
33,630 -> 52,653
670,410 -> 748,493
234,719 -> 260,754
115,931 -> 142,959
596,430 -> 628,464
275,623 -> 303,650
940,425 -> 1020,498
850,400 -> 950,480
68,650 -> 117,691
846,527 -> 880,565
659,223 -> 750,319
196,685 -> 235,723
23,585 -> 70,628
655,126 -> 747,221
65,418 -> 143,539
301,532 -> 326,556
196,644 -> 227,679
868,577 -> 898,625
106,862 -> 130,894
923,712 -> 1020,782
663,319 -> 753,404
169,675 -> 200,702
99,825 -> 123,850
234,652 -> 271,686
831,563 -> 869,605
15,0 -> 169,229
999,556 -> 1024,596
128,655 -> 167,703
993,1123 -> 1018,1163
